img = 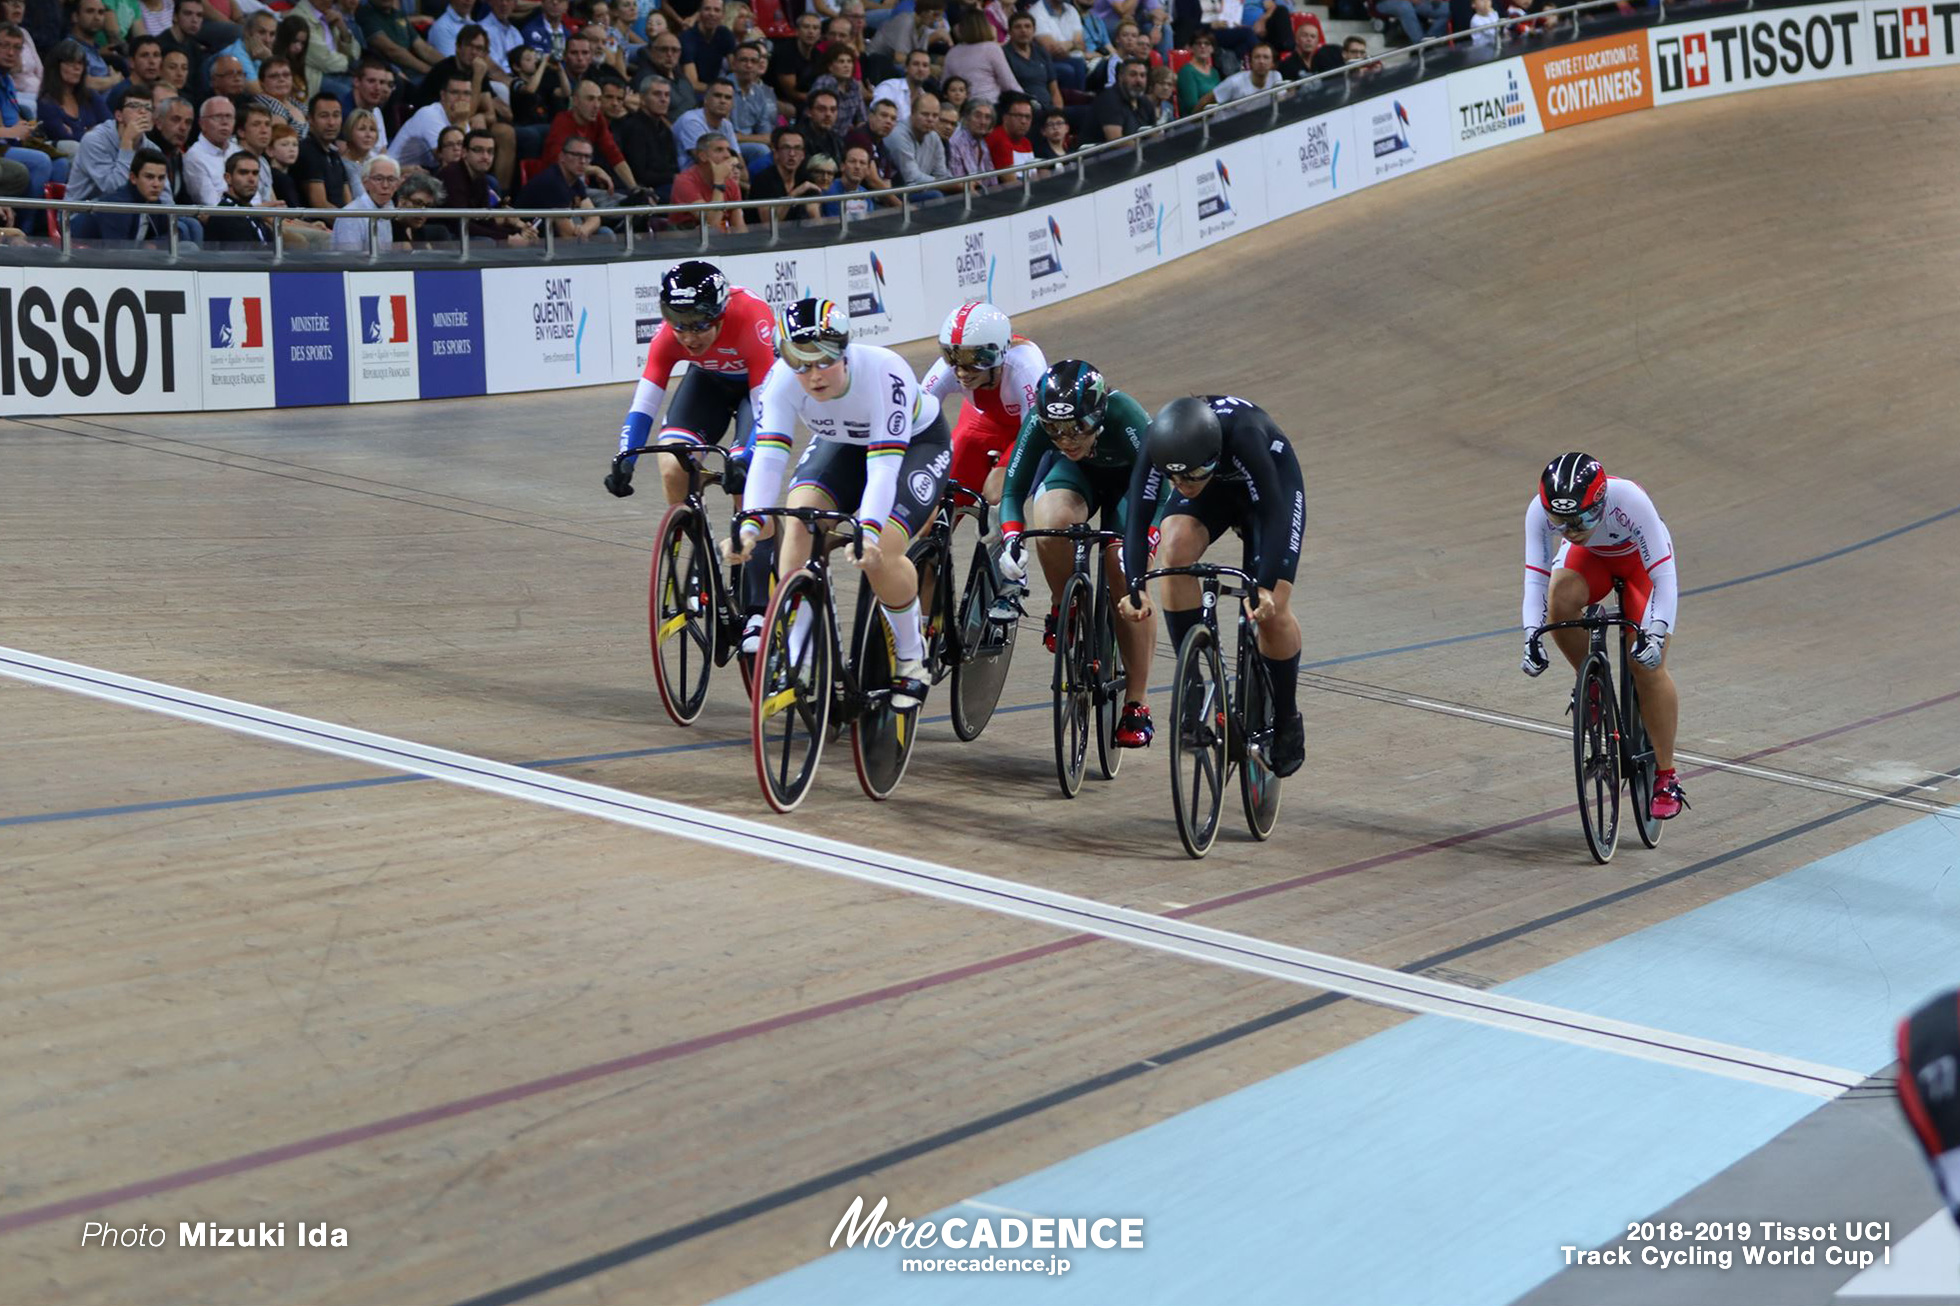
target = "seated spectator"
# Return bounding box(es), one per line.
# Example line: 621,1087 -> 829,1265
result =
71,146 -> 192,240
339,106 -> 381,188
66,83 -> 150,200
183,92 -> 235,204
1202,40 -> 1279,110
207,54 -> 249,111
944,94 -> 990,184
939,74 -> 967,111
745,123 -> 821,222
613,72 -> 675,198
159,47 -> 188,94
886,89 -> 947,187
725,2 -> 764,59
426,0 -> 474,59
119,33 -> 163,100
596,0 -> 645,68
1466,0 -> 1504,59
1176,29 -> 1219,114
222,10 -> 277,88
1241,0 -> 1295,55
1104,0 -> 1168,56
437,126 -> 535,242
867,0 -> 948,69
1377,0 -> 1446,46
796,86 -> 845,171
818,141 -> 880,218
297,0 -> 363,104
1277,21 -> 1343,78
148,89 -> 194,197
1087,19 -> 1155,92
156,0 -> 207,80
230,100 -> 277,202
1028,0 -> 1085,89
868,47 -> 931,121
65,0 -> 126,96
271,14 -> 313,93
202,147 -> 275,243
394,69 -> 473,169
394,169 -> 453,244
1002,12 -> 1058,112
331,148 -> 396,247
940,12 -> 1012,109
634,29 -> 695,117
433,122 -> 465,170
252,55 -> 307,134
808,39 -> 865,130
1,0 -> 42,108
1077,0 -> 1116,81
767,9 -> 823,116
1146,62 -> 1175,124
1190,0 -> 1255,64
292,90 -> 350,206
599,77 -> 628,124
543,76 -> 637,189
679,0 -> 734,91
670,129 -> 745,229
37,40 -> 112,145
513,132 -> 605,240
503,45 -> 553,157
725,40 -> 772,171
263,117 -> 304,204
842,94 -> 899,185
1031,104 -> 1071,161
521,0 -> 570,64
673,74 -> 738,159
357,0 -> 440,82
532,28 -> 597,123
982,90 -> 1031,174
1092,56 -> 1147,139
346,55 -> 394,150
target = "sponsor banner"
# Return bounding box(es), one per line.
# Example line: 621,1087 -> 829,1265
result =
824,241 -> 928,345
1523,31 -> 1653,130
1448,56 -> 1544,154
414,270 -> 486,399
1869,1 -> 1960,67
0,268 -> 200,415
1360,77 -> 1453,183
1182,136 -> 1270,248
1650,3 -> 1871,103
1091,165 -> 1187,286
344,271 -> 418,404
1266,104 -> 1366,220
271,273 -> 349,407
482,265 -> 612,394
917,216 -> 1021,319
608,257 -> 689,382
198,271 -> 275,410
1007,195 -> 1096,309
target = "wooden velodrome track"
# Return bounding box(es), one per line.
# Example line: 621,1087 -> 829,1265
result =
6,68 -> 1960,1306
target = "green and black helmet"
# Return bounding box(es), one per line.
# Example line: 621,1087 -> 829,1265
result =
1036,360 -> 1109,443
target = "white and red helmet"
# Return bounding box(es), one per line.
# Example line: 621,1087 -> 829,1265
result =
938,301 -> 1011,370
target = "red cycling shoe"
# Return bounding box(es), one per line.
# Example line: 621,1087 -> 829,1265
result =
1651,769 -> 1690,820
1114,702 -> 1153,748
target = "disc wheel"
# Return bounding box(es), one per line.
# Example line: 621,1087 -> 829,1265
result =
1049,574 -> 1095,798
850,586 -> 920,801
1168,624 -> 1228,859
751,570 -> 833,813
650,503 -> 715,726
1238,641 -> 1282,840
1575,656 -> 1622,864
950,537 -> 1014,742
1092,579 -> 1125,780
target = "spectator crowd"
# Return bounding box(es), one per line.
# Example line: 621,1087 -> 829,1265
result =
0,0 -> 1472,244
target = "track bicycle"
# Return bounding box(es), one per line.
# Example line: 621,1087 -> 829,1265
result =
615,442 -> 752,727
1529,579 -> 1665,864
1017,523 -> 1129,797
908,481 -> 1019,743
748,506 -> 921,813
1136,562 -> 1284,859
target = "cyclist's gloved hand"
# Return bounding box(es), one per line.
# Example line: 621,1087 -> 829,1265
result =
604,465 -> 635,498
1633,622 -> 1668,671
1521,635 -> 1549,678
998,530 -> 1028,585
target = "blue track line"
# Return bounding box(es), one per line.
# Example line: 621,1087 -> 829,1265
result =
8,504 -> 1957,829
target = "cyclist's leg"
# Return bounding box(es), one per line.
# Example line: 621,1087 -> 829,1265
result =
1097,466 -> 1157,714
1156,489 -> 1228,654
1546,543 -> 1609,669
947,404 -> 1016,508
1618,567 -> 1678,772
776,440 -> 850,589
656,369 -> 744,504
1029,452 -> 1091,594
868,418 -> 952,701
1235,495 -> 1304,771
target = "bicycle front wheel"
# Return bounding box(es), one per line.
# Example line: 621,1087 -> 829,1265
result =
752,570 -> 833,814
850,585 -> 921,802
650,502 -> 715,726
1052,573 -> 1093,798
950,536 -> 1015,742
1237,630 -> 1282,841
1093,578 -> 1125,781
1574,656 -> 1622,864
1168,624 -> 1228,859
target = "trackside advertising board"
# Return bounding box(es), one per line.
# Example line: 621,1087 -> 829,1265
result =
6,0 -> 1944,416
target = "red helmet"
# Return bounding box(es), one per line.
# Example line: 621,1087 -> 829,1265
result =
1540,452 -> 1607,529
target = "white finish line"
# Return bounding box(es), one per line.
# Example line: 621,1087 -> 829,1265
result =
4,644 -> 1865,1098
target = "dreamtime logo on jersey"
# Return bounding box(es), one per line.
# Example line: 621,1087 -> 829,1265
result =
1874,4 -> 1960,60
360,294 -> 409,345
207,296 -> 264,349
1458,68 -> 1529,141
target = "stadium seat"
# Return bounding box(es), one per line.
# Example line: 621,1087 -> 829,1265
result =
43,181 -> 64,239
1292,11 -> 1326,44
519,157 -> 545,186
1168,46 -> 1192,72
752,0 -> 795,38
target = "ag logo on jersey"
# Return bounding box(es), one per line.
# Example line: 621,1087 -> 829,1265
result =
1549,497 -> 1579,513
909,470 -> 936,503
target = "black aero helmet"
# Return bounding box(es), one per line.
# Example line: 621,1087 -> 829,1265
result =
776,297 -> 851,368
1145,396 -> 1222,476
660,259 -> 730,329
1037,360 -> 1108,440
1539,451 -> 1607,529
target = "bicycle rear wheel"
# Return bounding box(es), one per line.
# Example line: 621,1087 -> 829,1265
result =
1093,578 -> 1125,781
752,571 -> 833,813
850,586 -> 921,801
1051,573 -> 1093,798
1574,656 -> 1622,864
950,537 -> 1015,742
1237,628 -> 1282,841
650,502 -> 715,726
1622,664 -> 1663,849
1168,624 -> 1228,859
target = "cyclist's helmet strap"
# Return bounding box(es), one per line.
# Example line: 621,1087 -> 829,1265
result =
1540,451 -> 1606,516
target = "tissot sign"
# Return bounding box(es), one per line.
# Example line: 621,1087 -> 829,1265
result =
1650,5 -> 1872,101
0,270 -> 199,414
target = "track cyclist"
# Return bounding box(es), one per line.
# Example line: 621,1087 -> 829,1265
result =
922,301 -> 1048,507
1118,395 -> 1307,778
725,298 -> 952,711
996,360 -> 1161,747
1521,452 -> 1688,819
605,260 -> 781,650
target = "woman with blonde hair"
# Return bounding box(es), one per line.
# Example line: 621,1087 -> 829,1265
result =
340,108 -> 383,190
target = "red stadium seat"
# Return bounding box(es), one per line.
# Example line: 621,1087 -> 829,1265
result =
519,157 -> 545,186
1292,11 -> 1325,44
1168,46 -> 1192,72
753,0 -> 795,38
43,180 -> 64,239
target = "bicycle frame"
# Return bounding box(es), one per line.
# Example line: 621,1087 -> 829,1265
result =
1139,561 -> 1274,765
745,505 -> 882,722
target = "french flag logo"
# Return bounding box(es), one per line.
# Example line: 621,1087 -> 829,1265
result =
208,296 -> 264,349
360,294 -> 409,344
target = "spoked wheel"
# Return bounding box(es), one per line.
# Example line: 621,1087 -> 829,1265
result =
850,586 -> 920,801
650,503 -> 716,726
1092,579 -> 1125,781
751,571 -> 833,814
1051,574 -> 1094,798
1237,640 -> 1282,841
1574,656 -> 1622,864
950,537 -> 1015,742
1623,673 -> 1663,849
1168,625 -> 1228,859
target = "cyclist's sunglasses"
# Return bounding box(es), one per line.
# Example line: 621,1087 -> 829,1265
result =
940,343 -> 1004,369
662,305 -> 724,331
1548,503 -> 1605,532
1042,415 -> 1100,444
781,339 -> 846,373
1166,461 -> 1217,487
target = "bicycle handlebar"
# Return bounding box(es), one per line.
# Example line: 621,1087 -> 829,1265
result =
742,505 -> 866,561
1138,562 -> 1259,595
1017,524 -> 1125,545
613,441 -> 738,474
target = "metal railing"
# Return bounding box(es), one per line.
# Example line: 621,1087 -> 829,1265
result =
17,0 -> 1712,265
